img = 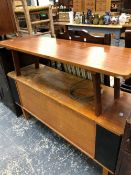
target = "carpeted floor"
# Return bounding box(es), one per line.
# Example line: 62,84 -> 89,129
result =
0,102 -> 102,175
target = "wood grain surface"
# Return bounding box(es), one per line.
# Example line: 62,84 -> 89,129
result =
8,64 -> 131,135
1,36 -> 131,79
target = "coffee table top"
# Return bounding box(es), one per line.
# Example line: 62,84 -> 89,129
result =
0,36 -> 131,78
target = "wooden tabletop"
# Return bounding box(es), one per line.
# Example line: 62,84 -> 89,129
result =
0,36 -> 131,78
54,22 -> 123,29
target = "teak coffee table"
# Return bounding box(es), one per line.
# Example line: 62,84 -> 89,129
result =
0,36 -> 131,175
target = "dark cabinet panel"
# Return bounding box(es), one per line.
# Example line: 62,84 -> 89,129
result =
0,48 -> 21,116
95,125 -> 122,172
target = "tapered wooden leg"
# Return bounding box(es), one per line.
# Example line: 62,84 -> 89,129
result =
104,75 -> 110,86
35,58 -> 39,69
114,77 -> 120,99
22,109 -> 30,120
92,73 -> 102,116
103,168 -> 109,175
12,51 -> 21,76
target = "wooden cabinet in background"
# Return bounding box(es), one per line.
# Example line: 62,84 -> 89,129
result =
73,0 -> 83,12
0,0 -> 16,35
73,0 -> 111,12
84,0 -> 95,12
96,0 -> 111,12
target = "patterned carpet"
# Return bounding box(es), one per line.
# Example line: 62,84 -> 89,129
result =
0,102 -> 102,175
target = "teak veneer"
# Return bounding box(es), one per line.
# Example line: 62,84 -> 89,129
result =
1,36 -> 131,78
8,65 -> 131,136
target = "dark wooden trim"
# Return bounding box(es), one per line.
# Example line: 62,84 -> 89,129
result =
114,77 -> 120,99
92,73 -> 102,116
11,51 -> 21,76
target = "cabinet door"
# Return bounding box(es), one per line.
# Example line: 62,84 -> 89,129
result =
96,0 -> 111,12
0,0 -> 16,35
73,0 -> 83,12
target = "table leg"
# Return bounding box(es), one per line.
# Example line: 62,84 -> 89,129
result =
22,108 -> 31,119
35,58 -> 39,69
114,77 -> 120,99
11,51 -> 21,76
92,73 -> 102,116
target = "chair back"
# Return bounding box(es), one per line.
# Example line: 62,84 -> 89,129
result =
121,29 -> 131,92
68,30 -> 111,45
55,30 -> 70,40
55,29 -> 111,86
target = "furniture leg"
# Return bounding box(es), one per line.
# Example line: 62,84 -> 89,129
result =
22,108 -> 30,119
103,168 -> 109,175
11,51 -> 21,76
104,75 -> 110,86
114,77 -> 120,99
35,58 -> 39,69
92,73 -> 102,116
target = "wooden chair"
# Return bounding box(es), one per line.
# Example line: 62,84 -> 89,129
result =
121,29 -> 131,93
68,30 -> 111,45
12,0 -> 55,36
55,29 -> 70,40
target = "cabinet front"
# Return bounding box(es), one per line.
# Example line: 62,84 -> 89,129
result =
17,81 -> 96,158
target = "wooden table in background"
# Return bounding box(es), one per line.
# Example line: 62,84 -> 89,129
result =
54,22 -> 124,46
